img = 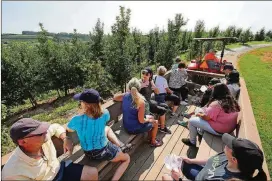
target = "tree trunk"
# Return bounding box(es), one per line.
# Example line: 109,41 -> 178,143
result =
18,76 -> 38,108
64,88 -> 68,96
121,84 -> 124,93
57,89 -> 61,97
28,93 -> 38,107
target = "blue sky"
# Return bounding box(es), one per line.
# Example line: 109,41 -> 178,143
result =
2,1 -> 272,34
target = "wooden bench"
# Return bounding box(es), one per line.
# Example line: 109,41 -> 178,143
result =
1,100 -> 145,180
52,100 -> 150,180
195,78 -> 270,179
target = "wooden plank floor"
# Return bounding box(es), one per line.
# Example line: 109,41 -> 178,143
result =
121,104 -> 191,181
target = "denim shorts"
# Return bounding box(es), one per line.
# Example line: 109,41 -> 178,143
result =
127,122 -> 153,134
155,94 -> 166,104
84,142 -> 121,161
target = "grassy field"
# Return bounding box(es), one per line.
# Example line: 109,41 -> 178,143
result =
1,93 -> 78,155
238,46 -> 272,176
226,41 -> 272,49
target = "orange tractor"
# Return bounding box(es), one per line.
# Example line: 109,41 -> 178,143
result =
186,37 -> 238,84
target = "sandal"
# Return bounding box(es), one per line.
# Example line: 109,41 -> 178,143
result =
121,143 -> 134,153
150,139 -> 163,147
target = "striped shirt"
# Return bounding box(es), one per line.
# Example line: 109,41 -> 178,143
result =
67,109 -> 110,151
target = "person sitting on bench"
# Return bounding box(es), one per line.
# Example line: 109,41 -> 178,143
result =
178,78 -> 221,127
200,78 -> 221,107
226,71 -> 240,100
154,66 -> 180,116
162,133 -> 267,181
66,89 -> 130,181
140,68 -> 171,134
169,62 -> 189,105
182,83 -> 240,147
2,118 -> 98,181
114,78 -> 163,147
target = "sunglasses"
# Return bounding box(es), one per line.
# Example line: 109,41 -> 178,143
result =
24,132 -> 46,139
141,70 -> 149,76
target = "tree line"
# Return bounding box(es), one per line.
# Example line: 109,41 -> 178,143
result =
2,6 -> 272,118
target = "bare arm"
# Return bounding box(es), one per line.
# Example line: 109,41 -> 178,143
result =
164,78 -> 173,94
138,101 -> 151,124
181,156 -> 209,165
47,123 -> 66,138
165,87 -> 173,94
151,80 -> 159,94
113,93 -> 126,102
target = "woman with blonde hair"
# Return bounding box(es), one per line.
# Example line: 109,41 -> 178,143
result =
114,78 -> 163,147
154,66 -> 180,116
66,89 -> 130,181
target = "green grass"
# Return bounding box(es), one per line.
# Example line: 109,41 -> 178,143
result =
248,41 -> 272,45
1,97 -> 78,156
7,90 -> 61,117
226,43 -> 243,49
238,46 -> 272,176
226,41 -> 272,49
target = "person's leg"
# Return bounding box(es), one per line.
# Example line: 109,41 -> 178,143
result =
165,94 -> 180,113
150,120 -> 158,143
80,166 -> 98,181
158,102 -> 170,111
181,117 -> 199,146
170,87 -> 181,99
105,126 -> 122,147
181,162 -> 203,181
149,100 -> 167,129
180,85 -> 189,101
60,162 -> 98,181
148,120 -> 163,147
189,116 -> 221,136
185,116 -> 220,145
159,114 -> 166,129
155,94 -> 166,104
110,152 -> 130,181
105,126 -> 134,153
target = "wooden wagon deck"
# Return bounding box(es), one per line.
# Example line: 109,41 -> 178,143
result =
2,78 -> 270,180
120,104 -> 191,180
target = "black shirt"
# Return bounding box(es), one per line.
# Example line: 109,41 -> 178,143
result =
200,88 -> 213,107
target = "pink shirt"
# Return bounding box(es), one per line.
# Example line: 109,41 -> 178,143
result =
204,101 -> 238,133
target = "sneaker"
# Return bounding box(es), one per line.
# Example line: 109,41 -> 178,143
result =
159,127 -> 172,134
177,120 -> 188,128
170,112 -> 177,117
182,138 -> 196,147
180,101 -> 188,106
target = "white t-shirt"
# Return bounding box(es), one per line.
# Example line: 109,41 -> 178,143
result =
154,75 -> 168,94
227,84 -> 240,99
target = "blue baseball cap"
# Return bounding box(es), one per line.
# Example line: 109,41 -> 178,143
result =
73,89 -> 101,103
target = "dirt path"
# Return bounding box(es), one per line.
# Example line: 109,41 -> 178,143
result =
218,44 -> 272,68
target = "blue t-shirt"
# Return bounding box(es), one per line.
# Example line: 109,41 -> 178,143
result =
67,109 -> 110,151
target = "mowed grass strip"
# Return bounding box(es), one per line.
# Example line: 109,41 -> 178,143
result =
238,46 -> 272,176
